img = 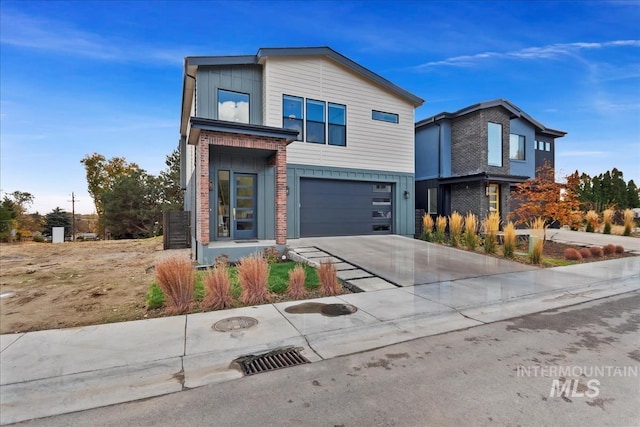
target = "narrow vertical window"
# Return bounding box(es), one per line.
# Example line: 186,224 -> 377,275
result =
218,90 -> 249,123
487,122 -> 503,167
328,103 -> 346,146
282,95 -> 303,140
217,170 -> 230,238
306,99 -> 325,144
427,188 -> 438,214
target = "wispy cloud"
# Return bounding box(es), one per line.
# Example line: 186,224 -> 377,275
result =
413,40 -> 640,70
558,150 -> 610,157
0,10 -> 185,65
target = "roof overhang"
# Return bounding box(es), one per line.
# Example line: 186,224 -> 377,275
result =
187,117 -> 299,146
438,172 -> 530,185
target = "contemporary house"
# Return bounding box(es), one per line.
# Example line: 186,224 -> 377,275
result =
414,99 -> 566,223
180,47 -> 424,263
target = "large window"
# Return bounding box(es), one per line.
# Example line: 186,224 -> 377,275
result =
306,99 -> 325,144
509,134 -> 525,160
218,89 -> 249,123
487,122 -> 502,167
372,110 -> 399,123
283,95 -> 303,140
427,187 -> 438,214
328,103 -> 346,146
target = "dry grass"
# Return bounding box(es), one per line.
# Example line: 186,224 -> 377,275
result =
237,254 -> 271,305
579,248 -> 592,259
623,209 -> 635,236
585,210 -> 599,233
448,211 -> 464,247
318,260 -> 341,296
481,212 -> 500,254
464,212 -> 479,250
422,214 -> 434,241
602,209 -> 614,234
155,256 -> 195,315
589,246 -> 604,258
287,264 -> 307,300
503,221 -> 516,258
435,215 -> 447,243
529,217 -> 546,265
202,263 -> 233,310
564,248 -> 582,261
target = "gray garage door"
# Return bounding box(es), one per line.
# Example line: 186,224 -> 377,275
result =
300,178 -> 393,237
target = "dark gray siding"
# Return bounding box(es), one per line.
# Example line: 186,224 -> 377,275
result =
534,134 -> 555,174
196,65 -> 263,124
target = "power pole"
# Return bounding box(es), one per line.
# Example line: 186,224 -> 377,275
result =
69,192 -> 76,241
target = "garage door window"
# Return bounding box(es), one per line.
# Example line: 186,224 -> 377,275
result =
372,184 -> 392,232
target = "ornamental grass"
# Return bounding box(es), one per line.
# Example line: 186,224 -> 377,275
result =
503,221 -> 516,259
237,254 -> 271,305
623,208 -> 635,236
318,260 -> 341,296
464,212 -> 479,250
482,212 -> 500,254
287,264 -> 307,300
585,210 -> 599,233
155,256 -> 195,315
435,215 -> 447,243
422,214 -> 434,241
448,211 -> 464,248
202,262 -> 233,310
602,209 -> 614,234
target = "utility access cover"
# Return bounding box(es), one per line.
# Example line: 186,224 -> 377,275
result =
213,316 -> 258,332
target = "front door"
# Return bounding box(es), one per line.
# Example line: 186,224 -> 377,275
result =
488,183 -> 500,216
233,173 -> 257,239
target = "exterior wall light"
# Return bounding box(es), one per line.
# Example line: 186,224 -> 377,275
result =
404,190 -> 410,199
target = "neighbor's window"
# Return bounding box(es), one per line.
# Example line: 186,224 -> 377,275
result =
306,99 -> 325,144
509,134 -> 526,160
545,142 -> 551,152
328,103 -> 346,146
487,122 -> 503,167
427,187 -> 438,214
283,95 -> 303,140
218,89 -> 249,123
372,110 -> 399,123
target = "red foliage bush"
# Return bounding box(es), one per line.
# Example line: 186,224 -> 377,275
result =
564,248 -> 583,261
155,256 -> 195,314
238,255 -> 271,305
615,245 -> 625,254
589,246 -> 604,258
202,263 -> 233,310
603,244 -> 616,256
318,260 -> 341,296
287,264 -> 307,300
579,248 -> 592,259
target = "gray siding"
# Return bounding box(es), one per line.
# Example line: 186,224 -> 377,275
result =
196,65 -> 263,124
415,121 -> 452,181
509,117 -> 536,178
534,134 -> 555,174
286,164 -> 415,238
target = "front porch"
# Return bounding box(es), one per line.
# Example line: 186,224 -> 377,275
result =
199,239 -> 285,265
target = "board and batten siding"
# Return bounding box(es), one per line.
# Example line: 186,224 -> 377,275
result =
263,56 -> 415,174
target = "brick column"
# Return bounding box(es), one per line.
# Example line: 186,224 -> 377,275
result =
275,142 -> 287,245
197,138 -> 210,244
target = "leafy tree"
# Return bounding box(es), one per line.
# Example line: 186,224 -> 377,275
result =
158,149 -> 183,210
0,200 -> 16,242
43,207 -> 72,237
101,170 -> 162,239
510,162 -> 581,228
1,191 -> 37,240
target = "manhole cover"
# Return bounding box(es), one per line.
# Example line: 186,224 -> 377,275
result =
213,316 -> 258,332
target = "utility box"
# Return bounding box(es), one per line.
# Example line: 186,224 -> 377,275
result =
52,227 -> 65,244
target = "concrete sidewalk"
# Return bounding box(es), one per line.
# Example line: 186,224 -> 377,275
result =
1,257 -> 639,425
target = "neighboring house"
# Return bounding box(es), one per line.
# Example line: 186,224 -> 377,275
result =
180,47 -> 424,263
414,99 -> 566,224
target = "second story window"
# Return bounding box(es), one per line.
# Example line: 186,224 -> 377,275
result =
306,99 -> 326,144
509,134 -> 525,160
283,95 -> 303,140
218,89 -> 249,123
328,103 -> 346,146
487,122 -> 503,167
372,110 -> 399,123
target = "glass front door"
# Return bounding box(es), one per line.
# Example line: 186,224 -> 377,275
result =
488,184 -> 500,216
233,174 -> 257,239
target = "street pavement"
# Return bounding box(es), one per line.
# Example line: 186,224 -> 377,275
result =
1,234 -> 639,425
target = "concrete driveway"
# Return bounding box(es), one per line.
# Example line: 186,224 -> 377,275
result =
289,235 -> 536,287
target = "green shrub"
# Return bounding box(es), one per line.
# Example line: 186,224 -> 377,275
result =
32,234 -> 45,243
146,283 -> 166,309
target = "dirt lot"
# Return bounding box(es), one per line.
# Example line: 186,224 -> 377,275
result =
0,238 -> 188,334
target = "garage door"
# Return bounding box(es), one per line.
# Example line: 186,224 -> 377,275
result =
300,179 -> 393,237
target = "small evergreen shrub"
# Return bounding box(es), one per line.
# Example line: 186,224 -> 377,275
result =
146,283 -> 166,309
503,221 -> 516,259
287,264 -> 307,300
615,245 -> 625,254
155,256 -> 195,314
435,215 -> 447,243
603,244 -> 616,255
237,254 -> 271,305
318,260 -> 341,296
579,248 -> 592,259
564,248 -> 582,261
589,246 -> 604,258
464,212 -> 479,250
448,211 -> 464,248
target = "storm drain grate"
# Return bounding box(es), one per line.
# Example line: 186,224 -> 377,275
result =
234,347 -> 310,376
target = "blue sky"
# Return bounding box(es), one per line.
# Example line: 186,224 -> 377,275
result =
1,0 -> 639,214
